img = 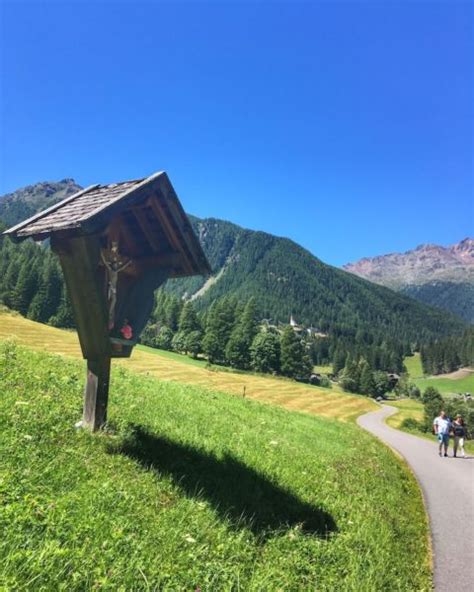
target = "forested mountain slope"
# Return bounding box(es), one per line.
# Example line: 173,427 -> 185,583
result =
344,239 -> 474,323
0,180 -> 466,349
164,216 -> 465,345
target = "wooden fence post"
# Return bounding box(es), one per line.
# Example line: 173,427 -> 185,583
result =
83,357 -> 111,431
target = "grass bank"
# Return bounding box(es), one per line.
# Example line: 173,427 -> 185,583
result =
0,311 -> 376,422
0,342 -> 431,590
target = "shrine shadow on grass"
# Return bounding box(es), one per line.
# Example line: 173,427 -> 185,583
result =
109,425 -> 337,538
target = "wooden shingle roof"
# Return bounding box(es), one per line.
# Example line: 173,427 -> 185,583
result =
4,171 -> 211,277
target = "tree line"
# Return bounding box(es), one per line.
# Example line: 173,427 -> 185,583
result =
0,231 -> 74,327
142,292 -> 313,379
420,329 -> 474,376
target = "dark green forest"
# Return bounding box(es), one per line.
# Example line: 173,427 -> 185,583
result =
420,330 -> 474,376
402,282 -> 474,324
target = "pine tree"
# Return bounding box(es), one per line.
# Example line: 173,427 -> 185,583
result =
332,347 -> 346,375
185,330 -> 202,359
27,258 -> 62,323
178,301 -> 201,334
12,260 -> 38,316
49,285 -> 75,328
339,357 -> 360,393
202,297 -> 237,363
280,326 -> 312,379
225,298 -> 258,369
155,326 -> 174,350
358,358 -> 375,396
2,258 -> 21,308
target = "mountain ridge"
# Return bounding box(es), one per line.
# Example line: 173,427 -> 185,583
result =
344,238 -> 474,323
0,180 -> 467,340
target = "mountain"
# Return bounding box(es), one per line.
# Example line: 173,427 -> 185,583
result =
161,217 -> 465,344
344,240 -> 474,323
0,180 -> 466,348
0,179 -> 82,228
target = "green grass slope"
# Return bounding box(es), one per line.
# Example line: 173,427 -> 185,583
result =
0,342 -> 431,590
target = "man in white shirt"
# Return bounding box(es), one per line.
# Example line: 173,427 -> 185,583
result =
433,410 -> 452,457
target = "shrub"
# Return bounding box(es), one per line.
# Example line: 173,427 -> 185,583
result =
401,418 -> 423,431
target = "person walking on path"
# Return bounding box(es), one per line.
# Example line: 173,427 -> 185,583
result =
433,410 -> 451,457
452,414 -> 467,458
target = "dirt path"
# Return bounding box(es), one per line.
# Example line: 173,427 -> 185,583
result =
428,367 -> 474,380
358,405 -> 474,592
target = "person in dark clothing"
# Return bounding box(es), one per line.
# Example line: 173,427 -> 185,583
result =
452,414 -> 467,458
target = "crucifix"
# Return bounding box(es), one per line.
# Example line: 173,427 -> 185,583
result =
4,171 -> 211,431
100,241 -> 132,330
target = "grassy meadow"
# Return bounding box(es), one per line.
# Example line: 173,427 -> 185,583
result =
404,353 -> 474,396
0,341 -> 431,590
386,399 -> 425,431
0,311 -> 376,422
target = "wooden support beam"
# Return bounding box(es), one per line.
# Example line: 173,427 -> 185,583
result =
83,357 -> 111,431
157,174 -> 211,274
132,207 -> 161,252
51,235 -> 110,359
148,197 -> 193,274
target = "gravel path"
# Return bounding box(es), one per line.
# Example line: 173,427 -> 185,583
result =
358,405 -> 474,592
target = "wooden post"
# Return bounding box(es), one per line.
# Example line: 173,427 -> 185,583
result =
83,357 -> 111,431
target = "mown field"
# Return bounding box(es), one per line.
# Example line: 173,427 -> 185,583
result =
0,341 -> 431,590
0,311 -> 376,422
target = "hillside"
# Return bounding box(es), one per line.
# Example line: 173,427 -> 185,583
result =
344,239 -> 474,323
0,180 -> 466,351
167,216 -> 465,345
0,310 -> 376,422
0,339 -> 431,590
0,179 -> 82,227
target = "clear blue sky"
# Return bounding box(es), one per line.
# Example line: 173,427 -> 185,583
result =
1,0 -> 472,265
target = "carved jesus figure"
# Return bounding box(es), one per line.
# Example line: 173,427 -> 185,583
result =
101,242 -> 132,329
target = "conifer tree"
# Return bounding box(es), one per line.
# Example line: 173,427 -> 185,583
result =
358,358 -> 375,396
332,347 -> 346,375
12,260 -> 38,316
185,330 -> 202,359
155,326 -> 174,350
27,258 -> 62,323
339,357 -> 361,393
49,285 -> 75,328
202,297 -> 237,363
280,326 -> 312,378
178,301 -> 201,334
225,298 -> 258,369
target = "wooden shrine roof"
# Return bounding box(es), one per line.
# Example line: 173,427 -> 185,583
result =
4,171 -> 211,277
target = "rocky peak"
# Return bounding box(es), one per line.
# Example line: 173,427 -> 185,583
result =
343,238 -> 474,289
